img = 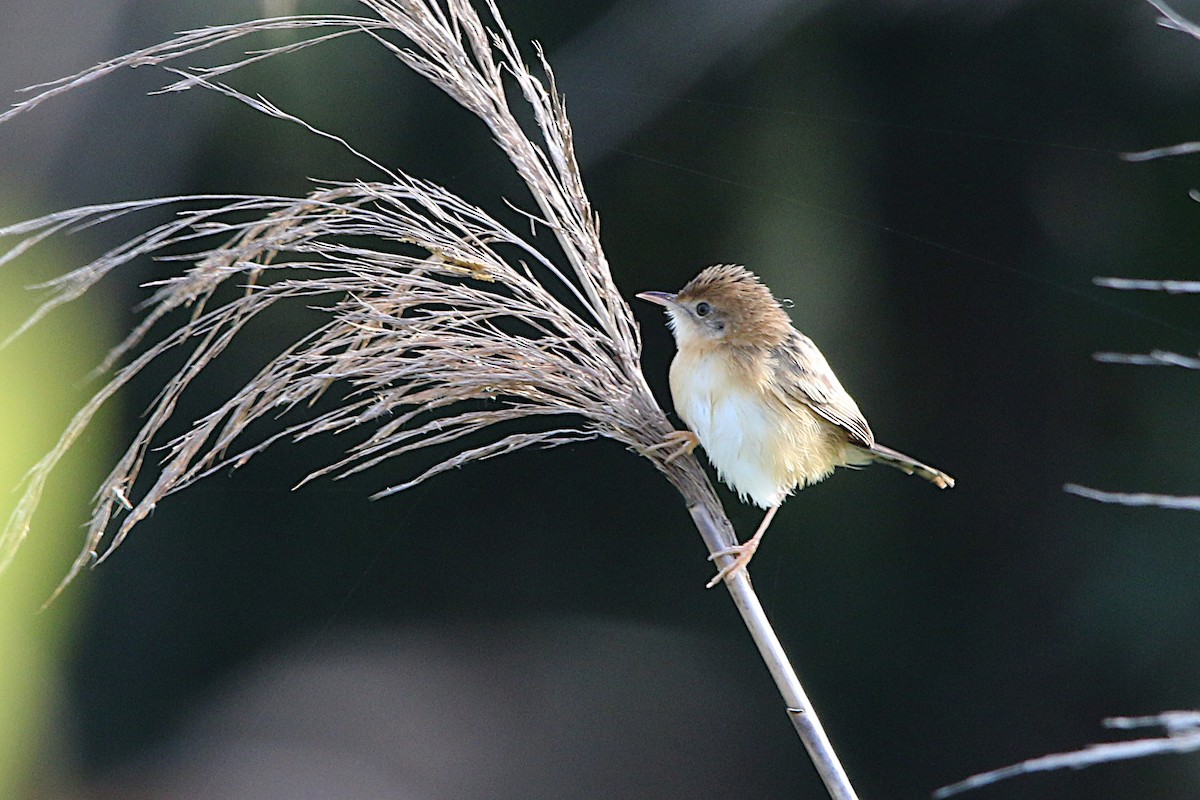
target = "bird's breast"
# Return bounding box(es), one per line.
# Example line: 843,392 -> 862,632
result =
669,347 -> 845,508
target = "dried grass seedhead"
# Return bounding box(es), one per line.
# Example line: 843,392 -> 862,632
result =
0,0 -> 723,596
0,7 -> 859,791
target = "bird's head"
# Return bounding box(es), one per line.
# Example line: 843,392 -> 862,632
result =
637,265 -> 792,350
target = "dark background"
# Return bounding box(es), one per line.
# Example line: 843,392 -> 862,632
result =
3,0 -> 1200,798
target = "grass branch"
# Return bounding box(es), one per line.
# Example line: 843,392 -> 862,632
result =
1064,484 -> 1200,511
0,1 -> 861,797
936,713 -> 1200,798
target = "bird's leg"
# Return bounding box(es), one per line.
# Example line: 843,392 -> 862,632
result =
642,429 -> 700,464
706,505 -> 779,588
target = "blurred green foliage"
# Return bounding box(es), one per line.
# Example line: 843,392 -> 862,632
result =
0,217 -> 111,797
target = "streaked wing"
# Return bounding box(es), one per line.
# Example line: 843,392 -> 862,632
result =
768,332 -> 875,447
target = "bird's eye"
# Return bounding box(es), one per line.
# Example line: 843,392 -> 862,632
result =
695,301 -> 711,317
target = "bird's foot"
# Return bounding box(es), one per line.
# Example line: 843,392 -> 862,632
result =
704,506 -> 778,589
642,429 -> 700,464
705,539 -> 759,589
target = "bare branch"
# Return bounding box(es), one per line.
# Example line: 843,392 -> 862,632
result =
1108,711 -> 1200,734
1092,350 -> 1200,369
1120,4 -> 1200,162
935,712 -> 1200,798
1092,276 -> 1200,293
1064,484 -> 1200,510
1120,141 -> 1200,161
1145,0 -> 1200,40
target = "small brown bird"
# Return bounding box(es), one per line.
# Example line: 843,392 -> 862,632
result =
638,265 -> 953,587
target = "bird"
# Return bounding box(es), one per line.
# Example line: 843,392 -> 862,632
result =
637,265 -> 953,587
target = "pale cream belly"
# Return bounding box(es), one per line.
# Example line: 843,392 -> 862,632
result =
670,357 -> 846,508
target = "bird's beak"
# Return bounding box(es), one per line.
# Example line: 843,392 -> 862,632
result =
635,291 -> 678,308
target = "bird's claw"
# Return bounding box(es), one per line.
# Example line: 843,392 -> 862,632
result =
643,430 -> 700,464
705,540 -> 759,588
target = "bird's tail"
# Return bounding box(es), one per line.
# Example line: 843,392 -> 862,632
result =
855,443 -> 954,489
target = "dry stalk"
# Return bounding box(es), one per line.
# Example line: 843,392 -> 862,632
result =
0,2 -> 858,797
939,4 -> 1200,796
935,713 -> 1200,798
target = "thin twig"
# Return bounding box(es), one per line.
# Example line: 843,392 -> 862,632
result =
1092,350 -> 1200,369
1092,277 -> 1200,293
1064,484 -> 1200,510
935,712 -> 1200,798
1145,0 -> 1200,40
1120,141 -> 1200,162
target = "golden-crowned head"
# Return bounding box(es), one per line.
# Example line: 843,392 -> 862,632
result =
638,265 -> 793,349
